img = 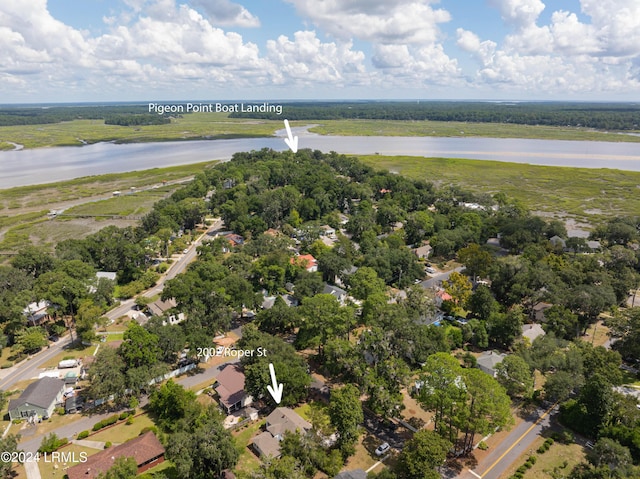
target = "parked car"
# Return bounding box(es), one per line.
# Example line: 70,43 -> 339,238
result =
375,442 -> 390,456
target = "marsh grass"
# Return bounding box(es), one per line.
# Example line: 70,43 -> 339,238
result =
359,155 -> 640,221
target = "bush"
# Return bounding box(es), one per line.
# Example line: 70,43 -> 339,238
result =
38,433 -> 67,453
55,407 -> 65,415
478,441 -> 489,450
140,426 -> 158,436
527,455 -> 537,465
1,362 -> 13,369
11,419 -> 22,425
517,466 -> 527,474
104,415 -> 119,426
77,431 -> 89,439
119,411 -> 129,420
92,421 -> 104,431
104,441 -> 112,449
126,416 -> 134,425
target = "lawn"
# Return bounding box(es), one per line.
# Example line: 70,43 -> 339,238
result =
498,437 -> 586,479
88,413 -> 155,444
343,431 -> 382,474
40,343 -> 95,369
36,444 -> 96,479
232,419 -> 265,478
359,155 -> 640,221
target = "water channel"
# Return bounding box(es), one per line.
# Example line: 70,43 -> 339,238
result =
1,128 -> 639,188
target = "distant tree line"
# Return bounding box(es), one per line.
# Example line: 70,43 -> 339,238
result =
230,101 -> 640,130
0,105 -> 160,126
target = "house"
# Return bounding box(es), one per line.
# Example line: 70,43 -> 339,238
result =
66,432 -> 165,479
476,351 -> 506,378
23,300 -> 51,326
586,240 -> 601,251
532,302 -> 553,322
335,470 -> 368,479
413,244 -> 432,259
96,271 -> 117,281
214,363 -> 253,414
319,225 -> 336,237
435,289 -> 452,308
253,407 -> 312,458
8,377 -> 65,421
522,323 -> 546,343
291,254 -> 318,273
148,298 -> 185,325
323,284 -> 347,304
224,233 -> 245,247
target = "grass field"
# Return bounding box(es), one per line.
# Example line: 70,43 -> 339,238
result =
0,113 -> 280,149
232,419 -> 265,478
499,437 -> 586,479
310,119 -> 640,142
359,155 -> 640,222
0,162 -> 216,254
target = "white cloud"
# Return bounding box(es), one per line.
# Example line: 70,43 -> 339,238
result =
190,0 -> 260,28
266,31 -> 366,85
488,0 -> 545,28
285,0 -> 450,44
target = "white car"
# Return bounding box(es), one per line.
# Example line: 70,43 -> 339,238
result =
183,248 -> 189,254
375,442 -> 390,456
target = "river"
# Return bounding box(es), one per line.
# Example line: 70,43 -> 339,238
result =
1,129 -> 640,189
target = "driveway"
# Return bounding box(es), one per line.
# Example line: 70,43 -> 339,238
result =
421,267 -> 465,289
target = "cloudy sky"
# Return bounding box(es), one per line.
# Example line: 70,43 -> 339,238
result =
2,0 -> 640,103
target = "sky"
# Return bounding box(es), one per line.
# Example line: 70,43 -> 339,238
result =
2,0 -> 640,103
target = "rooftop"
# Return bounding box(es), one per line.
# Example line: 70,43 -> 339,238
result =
8,377 -> 64,411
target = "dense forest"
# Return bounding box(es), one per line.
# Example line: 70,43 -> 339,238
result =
230,101 -> 640,130
1,101 -> 639,130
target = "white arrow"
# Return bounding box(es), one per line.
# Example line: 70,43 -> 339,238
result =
283,119 -> 298,153
266,363 -> 283,404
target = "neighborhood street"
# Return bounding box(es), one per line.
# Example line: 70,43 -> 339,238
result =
455,403 -> 558,479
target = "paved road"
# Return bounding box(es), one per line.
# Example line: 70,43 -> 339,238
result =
421,267 -> 465,289
104,218 -> 224,322
456,403 -> 558,479
0,337 -> 74,390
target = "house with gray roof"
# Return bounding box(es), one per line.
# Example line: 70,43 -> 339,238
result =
476,351 -> 506,378
9,377 -> 65,421
252,407 -> 312,459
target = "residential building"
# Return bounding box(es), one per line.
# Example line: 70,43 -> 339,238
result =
413,244 -> 432,259
476,351 -> 506,378
23,300 -> 51,326
252,407 -> 312,458
214,363 -> 253,414
522,323 -> 546,343
291,254 -> 318,273
67,432 -> 165,479
532,302 -> 553,322
8,377 -> 65,421
323,284 -> 347,304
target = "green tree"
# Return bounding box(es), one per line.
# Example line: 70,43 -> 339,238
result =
442,272 -> 472,311
347,266 -> 386,300
458,243 -> 493,279
0,434 -> 21,479
14,327 -> 47,354
495,354 -> 534,399
149,380 -> 198,431
11,246 -> 55,278
97,456 -> 137,479
329,384 -> 363,456
166,406 -> 239,479
87,346 -> 126,402
397,430 -> 451,479
298,294 -> 354,358
118,322 -> 160,369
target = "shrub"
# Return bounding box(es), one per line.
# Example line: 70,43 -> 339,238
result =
140,426 -> 158,436
38,433 -> 67,453
517,466 -> 527,474
55,407 -> 65,415
77,431 -> 89,439
104,415 -> 119,426
524,461 -> 533,469
478,441 -> 489,450
104,441 -> 112,449
119,411 -> 129,420
126,416 -> 134,425
92,421 -> 104,431
527,455 -> 537,465
1,363 -> 13,369
11,419 -> 22,425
